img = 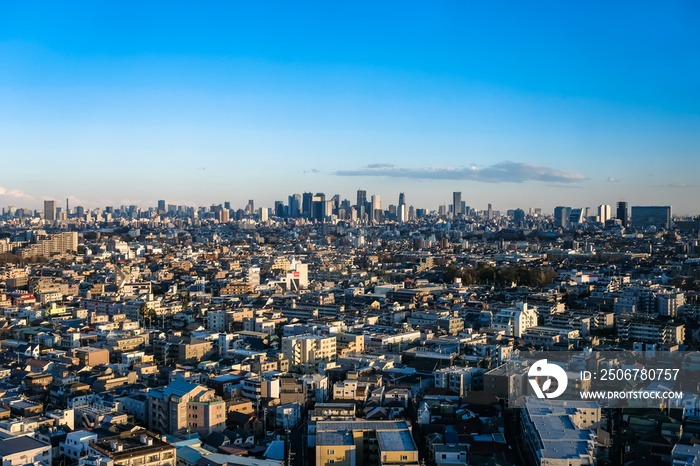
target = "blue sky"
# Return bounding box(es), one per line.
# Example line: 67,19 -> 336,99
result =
1,2 -> 699,214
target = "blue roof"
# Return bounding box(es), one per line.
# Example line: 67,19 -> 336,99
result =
176,446 -> 202,464
164,380 -> 199,397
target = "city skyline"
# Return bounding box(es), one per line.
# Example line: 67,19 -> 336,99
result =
0,190 -> 687,219
2,2 -> 700,212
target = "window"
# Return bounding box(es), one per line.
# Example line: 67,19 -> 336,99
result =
401,456 -> 408,461
328,449 -> 335,455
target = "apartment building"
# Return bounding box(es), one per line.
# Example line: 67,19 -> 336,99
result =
88,430 -> 175,466
492,302 -> 538,338
0,437 -> 51,465
617,318 -> 685,345
520,398 -> 600,466
315,420 -> 419,466
282,334 -> 336,372
20,232 -> 78,258
148,380 -> 225,437
73,347 -> 110,367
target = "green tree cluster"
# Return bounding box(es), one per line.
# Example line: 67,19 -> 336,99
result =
444,263 -> 557,288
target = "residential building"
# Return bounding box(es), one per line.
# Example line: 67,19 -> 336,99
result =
282,334 -> 336,372
88,430 -> 176,466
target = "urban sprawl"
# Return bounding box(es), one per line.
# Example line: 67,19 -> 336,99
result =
0,191 -> 699,466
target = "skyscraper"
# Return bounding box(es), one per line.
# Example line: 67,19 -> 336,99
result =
371,195 -> 381,222
312,193 -> 326,221
398,192 -> 405,207
554,206 -> 570,229
398,204 -> 407,223
597,204 -> 612,223
453,192 -> 462,216
514,208 -> 525,226
616,202 -> 628,227
631,206 -> 672,230
44,200 -> 56,222
157,200 -> 166,212
357,190 -> 367,210
302,192 -> 313,218
288,194 -> 301,218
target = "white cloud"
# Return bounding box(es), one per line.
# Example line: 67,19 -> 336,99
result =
0,186 -> 34,200
335,161 -> 587,183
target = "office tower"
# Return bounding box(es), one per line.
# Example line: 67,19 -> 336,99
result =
274,201 -> 285,217
224,201 -> 231,210
569,208 -> 584,225
438,205 -> 447,217
157,200 -> 166,212
453,192 -> 463,216
357,190 -> 367,210
598,205 -> 612,223
631,206 -> 672,230
398,192 -> 405,206
302,192 -> 313,218
554,206 -> 570,229
371,195 -> 381,222
616,202 -> 628,227
246,200 -> 255,215
288,194 -> 301,218
259,207 -> 268,222
514,208 -> 525,226
398,204 -> 407,223
75,206 -> 85,217
66,198 -> 70,215
331,194 -> 340,215
44,200 -> 57,221
312,193 -> 326,221
487,203 -> 493,220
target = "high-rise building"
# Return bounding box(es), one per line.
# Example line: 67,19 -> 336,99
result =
631,206 -> 672,230
312,193 -> 326,221
357,190 -> 367,210
44,200 -> 56,222
371,194 -> 381,222
569,208 -> 584,225
598,204 -> 612,223
554,206 -> 570,229
157,200 -> 166,212
616,202 -> 628,227
398,204 -> 407,223
302,192 -> 313,218
274,201 -> 285,217
398,192 -> 405,206
288,193 -> 301,218
514,208 -> 525,226
453,192 -> 463,216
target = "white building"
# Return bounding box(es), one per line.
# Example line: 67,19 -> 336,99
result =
60,430 -> 98,461
492,302 -> 538,338
434,366 -> 486,395
0,437 -> 52,466
275,403 -> 301,429
521,398 -> 600,466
